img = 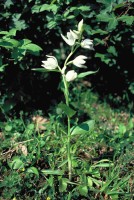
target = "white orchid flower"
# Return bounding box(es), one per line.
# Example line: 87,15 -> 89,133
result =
81,39 -> 94,50
78,19 -> 84,33
61,30 -> 78,46
41,55 -> 58,70
65,70 -> 77,82
73,55 -> 87,68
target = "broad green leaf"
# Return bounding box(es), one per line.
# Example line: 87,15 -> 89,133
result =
5,124 -> 12,131
87,177 -> 93,187
9,29 -> 17,36
58,103 -> 76,117
47,21 -> 57,29
0,29 -> 17,36
27,167 -> 39,177
113,3 -> 125,11
107,46 -> 118,56
95,53 -> 111,64
8,157 -> 24,170
0,40 -> 16,49
41,169 -> 64,175
6,38 -> 20,47
32,68 -> 59,73
78,70 -> 98,79
4,0 -> 14,8
119,124 -> 126,134
40,4 -> 58,14
27,123 -> 35,130
23,44 -> 42,52
97,13 -> 111,22
94,38 -> 105,45
108,18 -> 118,31
20,39 -> 31,46
32,4 -> 58,14
118,15 -> 134,25
31,5 -> 41,13
71,120 -> 94,136
78,185 -> 88,197
59,178 -> 68,192
78,5 -> 91,11
40,4 -> 51,12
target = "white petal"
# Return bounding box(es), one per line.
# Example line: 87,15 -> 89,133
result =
67,32 -> 75,45
46,55 -> 58,65
70,30 -> 78,39
61,33 -> 75,46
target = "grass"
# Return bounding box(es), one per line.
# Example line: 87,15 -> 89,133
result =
0,85 -> 133,200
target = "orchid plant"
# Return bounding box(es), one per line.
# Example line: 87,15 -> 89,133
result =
34,19 -> 96,181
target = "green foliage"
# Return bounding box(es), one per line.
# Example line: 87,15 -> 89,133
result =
0,90 -> 133,199
0,30 -> 42,66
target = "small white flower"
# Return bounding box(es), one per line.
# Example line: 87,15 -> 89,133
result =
81,39 -> 94,50
78,19 -> 84,33
41,55 -> 58,70
73,55 -> 87,68
65,70 -> 77,82
61,30 -> 78,46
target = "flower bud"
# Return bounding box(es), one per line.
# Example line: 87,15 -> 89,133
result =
78,19 -> 84,33
65,70 -> 77,82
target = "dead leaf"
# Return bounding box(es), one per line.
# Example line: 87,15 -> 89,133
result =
32,115 -> 49,131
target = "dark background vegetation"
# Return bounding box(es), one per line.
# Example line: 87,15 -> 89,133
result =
0,0 -> 134,117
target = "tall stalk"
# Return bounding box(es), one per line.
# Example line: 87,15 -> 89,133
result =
62,74 -> 72,180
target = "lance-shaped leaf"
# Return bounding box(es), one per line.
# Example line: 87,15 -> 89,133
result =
78,70 -> 98,79
32,68 -> 59,73
41,169 -> 64,175
71,120 -> 94,136
58,103 -> 76,117
27,167 -> 39,177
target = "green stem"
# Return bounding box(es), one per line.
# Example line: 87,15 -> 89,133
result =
67,115 -> 72,181
62,74 -> 72,180
61,41 -> 82,180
